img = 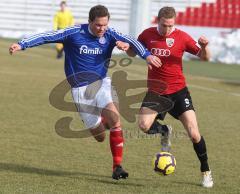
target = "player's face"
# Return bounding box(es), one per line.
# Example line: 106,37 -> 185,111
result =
158,17 -> 175,36
89,16 -> 109,37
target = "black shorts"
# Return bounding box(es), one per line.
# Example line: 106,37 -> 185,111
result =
141,87 -> 194,120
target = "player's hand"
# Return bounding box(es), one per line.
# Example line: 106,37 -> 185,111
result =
146,55 -> 162,69
9,43 -> 22,55
116,41 -> 130,51
198,36 -> 209,48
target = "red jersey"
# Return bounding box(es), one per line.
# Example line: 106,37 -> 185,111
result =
138,27 -> 200,95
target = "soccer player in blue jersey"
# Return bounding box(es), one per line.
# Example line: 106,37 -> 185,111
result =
9,5 -> 162,180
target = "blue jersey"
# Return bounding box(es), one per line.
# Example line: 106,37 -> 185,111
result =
18,24 -> 151,87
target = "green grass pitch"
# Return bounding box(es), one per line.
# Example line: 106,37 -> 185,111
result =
0,38 -> 240,194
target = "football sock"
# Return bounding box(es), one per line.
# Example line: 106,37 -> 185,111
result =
147,120 -> 168,135
193,136 -> 210,172
110,126 -> 123,170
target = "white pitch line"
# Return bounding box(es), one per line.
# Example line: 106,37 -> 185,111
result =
189,84 -> 240,97
187,75 -> 240,84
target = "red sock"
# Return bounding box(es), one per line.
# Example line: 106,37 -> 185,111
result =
110,127 -> 124,170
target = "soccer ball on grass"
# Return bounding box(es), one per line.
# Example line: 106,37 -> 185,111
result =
152,152 -> 176,175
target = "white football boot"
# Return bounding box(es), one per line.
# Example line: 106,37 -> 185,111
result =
202,170 -> 213,188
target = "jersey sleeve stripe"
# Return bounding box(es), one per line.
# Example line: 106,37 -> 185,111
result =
20,26 -> 80,44
26,25 -> 79,40
107,28 -> 146,56
122,35 -> 145,55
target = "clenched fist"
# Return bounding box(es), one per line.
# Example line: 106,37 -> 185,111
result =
9,43 -> 21,55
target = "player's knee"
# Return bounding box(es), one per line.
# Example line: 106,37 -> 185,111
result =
105,114 -> 120,129
190,133 -> 201,143
138,120 -> 151,133
188,128 -> 201,143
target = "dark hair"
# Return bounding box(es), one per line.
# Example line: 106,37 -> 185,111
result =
89,5 -> 110,22
60,1 -> 66,6
158,7 -> 176,19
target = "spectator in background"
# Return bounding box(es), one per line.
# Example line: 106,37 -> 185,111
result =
54,1 -> 74,58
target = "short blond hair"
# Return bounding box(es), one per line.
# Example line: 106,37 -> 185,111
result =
158,7 -> 176,19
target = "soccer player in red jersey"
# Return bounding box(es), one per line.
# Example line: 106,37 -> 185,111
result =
127,7 -> 213,188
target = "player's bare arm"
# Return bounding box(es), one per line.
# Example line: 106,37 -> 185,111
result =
197,36 -> 210,61
124,46 -> 162,69
9,43 -> 21,55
